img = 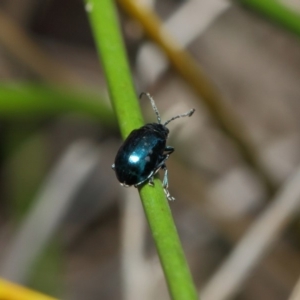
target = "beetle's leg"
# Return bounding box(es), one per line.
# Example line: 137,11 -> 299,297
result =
121,183 -> 130,188
162,166 -> 169,190
148,176 -> 154,186
162,165 -> 175,201
164,146 -> 174,156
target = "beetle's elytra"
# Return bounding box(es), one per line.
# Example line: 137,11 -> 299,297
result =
112,92 -> 195,201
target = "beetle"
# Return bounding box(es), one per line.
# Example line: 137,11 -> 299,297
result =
112,92 -> 195,201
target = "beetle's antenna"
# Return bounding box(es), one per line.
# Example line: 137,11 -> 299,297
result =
140,92 -> 161,124
164,108 -> 195,126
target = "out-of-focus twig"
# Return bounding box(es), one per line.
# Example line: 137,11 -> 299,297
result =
289,275 -> 300,300
200,166 -> 300,300
0,8 -> 83,85
239,0 -> 300,37
121,189 -> 147,299
121,189 -> 154,300
0,278 -> 57,300
118,0 -> 275,195
0,83 -> 115,126
136,0 -> 230,87
0,141 -> 100,283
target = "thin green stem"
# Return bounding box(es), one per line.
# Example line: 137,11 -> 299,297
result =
239,0 -> 300,36
84,0 -> 198,299
0,83 -> 115,125
84,0 -> 143,138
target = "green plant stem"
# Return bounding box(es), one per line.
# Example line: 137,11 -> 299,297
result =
239,0 -> 300,36
139,183 -> 199,300
84,0 -> 198,299
84,0 -> 143,138
0,83 -> 115,125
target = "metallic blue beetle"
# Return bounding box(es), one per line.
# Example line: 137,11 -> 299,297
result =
112,93 -> 195,201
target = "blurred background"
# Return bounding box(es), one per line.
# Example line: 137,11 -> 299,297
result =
0,0 -> 300,299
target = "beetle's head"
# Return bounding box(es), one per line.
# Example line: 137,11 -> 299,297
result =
145,123 -> 169,137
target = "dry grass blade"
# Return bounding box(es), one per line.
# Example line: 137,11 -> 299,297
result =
288,276 -> 300,300
121,188 -> 150,300
120,188 -> 168,300
0,141 -> 100,283
200,166 -> 300,300
0,278 -> 58,300
136,0 -> 230,87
